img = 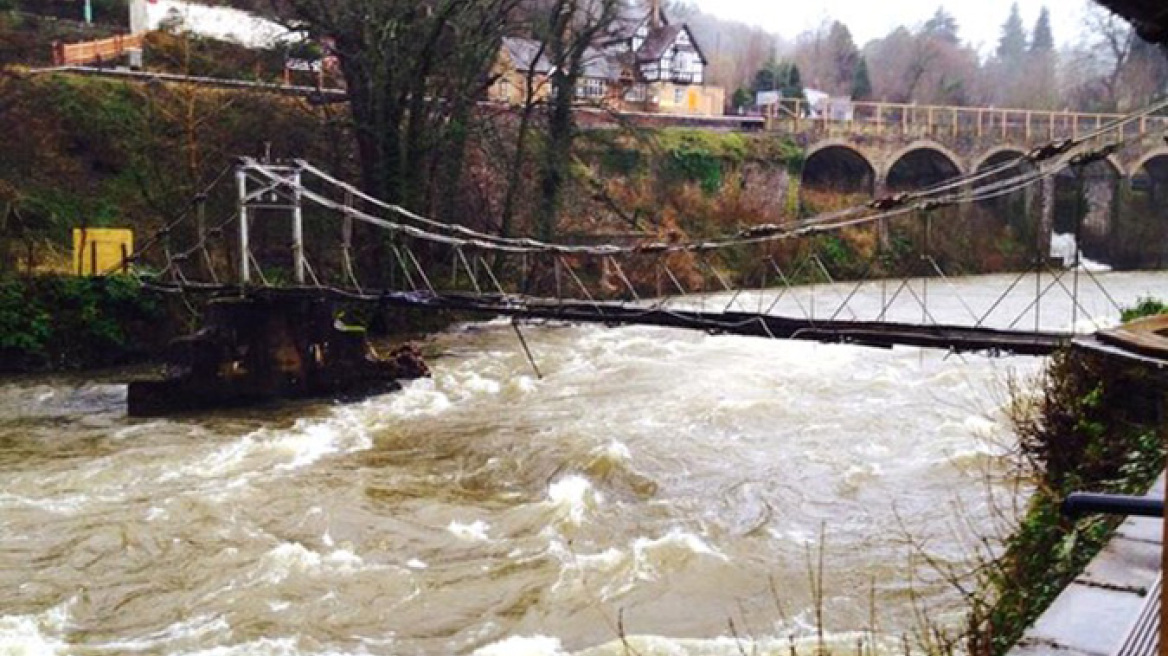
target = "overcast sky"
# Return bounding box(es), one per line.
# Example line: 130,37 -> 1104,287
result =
690,0 -> 1094,54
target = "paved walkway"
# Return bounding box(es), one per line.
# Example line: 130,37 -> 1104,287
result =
1010,476 -> 1163,656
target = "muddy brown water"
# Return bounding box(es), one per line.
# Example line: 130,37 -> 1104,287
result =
1,271 -> 1165,655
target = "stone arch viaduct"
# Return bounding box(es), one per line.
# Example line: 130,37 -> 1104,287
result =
771,101 -> 1168,266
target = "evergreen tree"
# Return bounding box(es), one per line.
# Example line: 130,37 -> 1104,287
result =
996,2 -> 1027,65
732,87 -> 754,111
752,66 -> 776,92
923,7 -> 960,44
1031,7 -> 1054,53
851,57 -> 872,100
753,60 -> 804,100
776,61 -> 804,100
826,21 -> 861,94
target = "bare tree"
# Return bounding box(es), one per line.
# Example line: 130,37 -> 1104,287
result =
272,0 -> 522,220
1070,6 -> 1137,111
534,0 -> 621,241
1121,38 -> 1168,108
864,24 -> 980,105
1062,7 -> 1168,113
684,10 -> 785,96
498,34 -> 550,239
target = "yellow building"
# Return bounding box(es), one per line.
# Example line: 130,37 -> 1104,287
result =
489,38 -> 553,106
644,82 -> 726,117
490,37 -> 621,109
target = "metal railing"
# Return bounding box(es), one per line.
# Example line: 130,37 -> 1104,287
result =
767,98 -> 1168,143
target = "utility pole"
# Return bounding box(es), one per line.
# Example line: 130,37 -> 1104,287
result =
84,0 -> 93,24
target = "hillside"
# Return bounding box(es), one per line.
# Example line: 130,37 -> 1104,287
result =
0,11 -> 122,66
0,72 -> 349,274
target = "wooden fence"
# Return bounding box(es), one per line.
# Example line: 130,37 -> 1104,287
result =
52,33 -> 145,67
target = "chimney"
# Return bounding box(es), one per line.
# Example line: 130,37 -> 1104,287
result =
650,0 -> 662,29
129,0 -> 149,35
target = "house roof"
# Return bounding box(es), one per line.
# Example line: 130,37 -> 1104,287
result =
502,36 -> 551,74
636,24 -> 708,66
636,24 -> 682,61
581,49 -> 622,80
502,37 -> 620,80
604,2 -> 709,67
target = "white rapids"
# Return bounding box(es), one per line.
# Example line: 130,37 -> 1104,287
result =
1,271 -> 1166,655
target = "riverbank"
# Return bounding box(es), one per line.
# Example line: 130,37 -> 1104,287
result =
0,275 -> 463,374
970,317 -> 1168,655
0,275 -> 173,372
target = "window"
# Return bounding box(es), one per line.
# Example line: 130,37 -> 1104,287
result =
576,77 -> 606,99
625,84 -> 648,102
674,87 -> 684,105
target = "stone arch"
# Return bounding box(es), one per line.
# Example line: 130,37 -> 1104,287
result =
1123,148 -> 1168,267
1053,154 -> 1124,263
973,148 -> 1035,197
972,146 -> 1028,173
1059,154 -> 1126,180
1130,147 -> 1168,180
1072,155 -> 1124,181
1105,155 -> 1126,179
970,147 -> 1041,238
883,141 -> 967,192
801,140 -> 878,196
804,138 -> 875,163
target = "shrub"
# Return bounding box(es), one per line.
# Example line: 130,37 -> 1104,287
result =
970,350 -> 1167,655
0,275 -> 169,371
1120,296 -> 1168,323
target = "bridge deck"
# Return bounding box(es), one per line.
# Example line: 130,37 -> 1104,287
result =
161,286 -> 1069,356
404,292 -> 1069,355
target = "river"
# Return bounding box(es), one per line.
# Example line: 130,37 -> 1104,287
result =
1,271 -> 1165,656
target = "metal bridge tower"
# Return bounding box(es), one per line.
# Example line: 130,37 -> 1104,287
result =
235,160 -> 305,287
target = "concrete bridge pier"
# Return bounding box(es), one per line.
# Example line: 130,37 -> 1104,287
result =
1080,166 -> 1120,261
873,177 -> 891,249
1040,176 -> 1056,257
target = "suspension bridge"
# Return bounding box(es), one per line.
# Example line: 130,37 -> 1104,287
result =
110,96 -> 1168,373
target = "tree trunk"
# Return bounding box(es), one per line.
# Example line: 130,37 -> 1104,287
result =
499,37 -> 548,240
537,73 -> 576,242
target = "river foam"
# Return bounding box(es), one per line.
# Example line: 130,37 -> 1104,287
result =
5,272 -> 1167,655
0,601 -> 71,656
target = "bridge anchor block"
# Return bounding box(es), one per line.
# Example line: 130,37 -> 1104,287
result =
127,295 -> 428,416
